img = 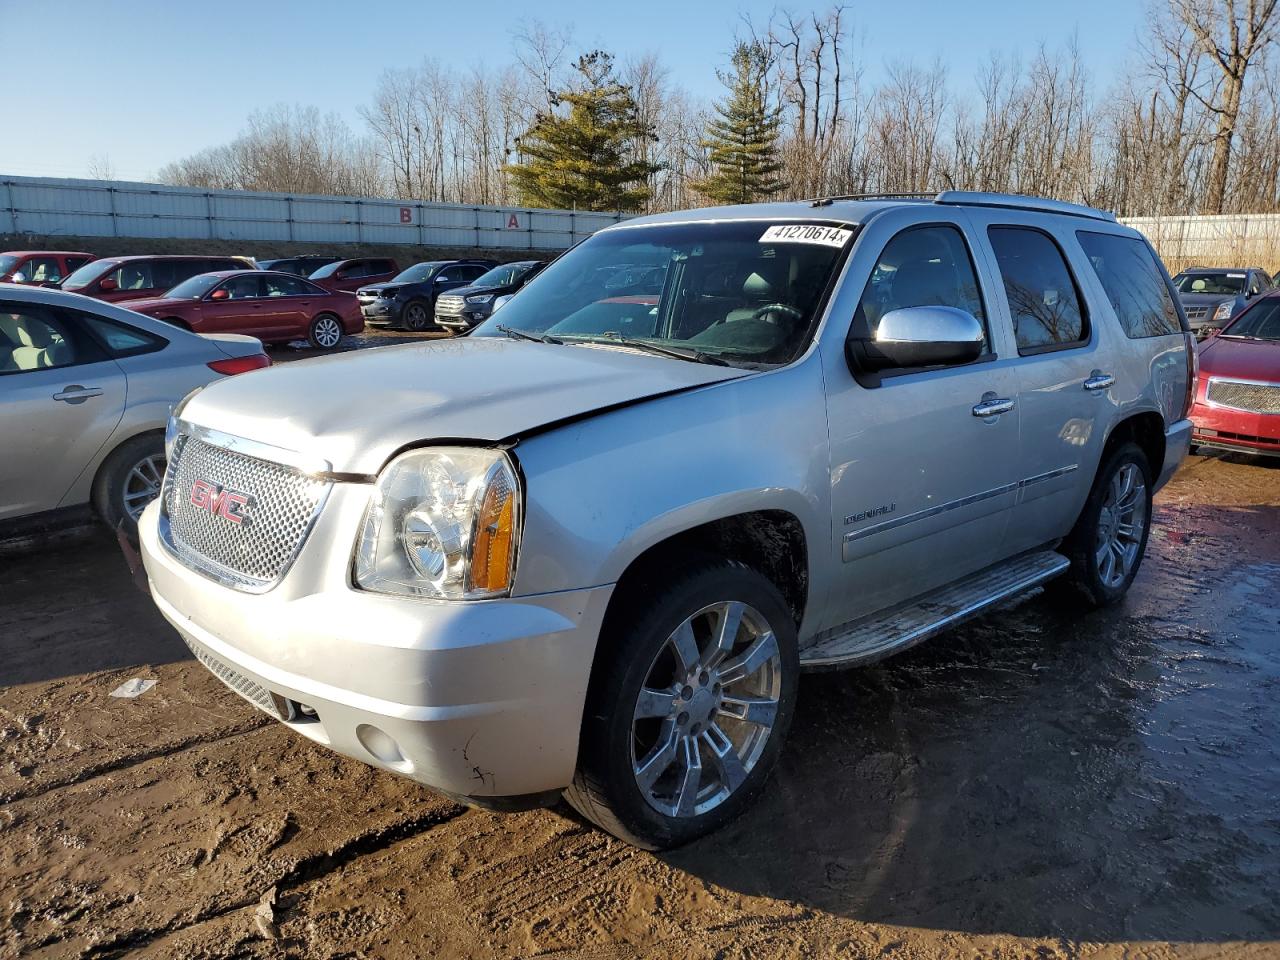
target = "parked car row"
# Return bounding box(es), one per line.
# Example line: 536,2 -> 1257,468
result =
1170,264 -> 1274,337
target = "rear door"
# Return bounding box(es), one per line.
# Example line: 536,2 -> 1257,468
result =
0,299 -> 127,519
964,210 -> 1115,554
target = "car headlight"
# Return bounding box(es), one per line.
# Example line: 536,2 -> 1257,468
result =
165,387 -> 203,460
492,294 -> 513,311
465,294 -> 495,304
1213,301 -> 1234,321
354,447 -> 521,600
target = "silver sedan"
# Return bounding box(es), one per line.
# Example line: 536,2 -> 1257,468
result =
0,282 -> 269,535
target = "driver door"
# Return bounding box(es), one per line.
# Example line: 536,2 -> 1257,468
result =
821,216 -> 1025,628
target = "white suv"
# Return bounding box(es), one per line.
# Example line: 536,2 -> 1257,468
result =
139,192 -> 1194,849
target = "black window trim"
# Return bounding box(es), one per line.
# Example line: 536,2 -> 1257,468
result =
847,220 -> 996,386
988,223 -> 1092,358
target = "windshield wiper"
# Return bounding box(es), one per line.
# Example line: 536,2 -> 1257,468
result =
497,324 -> 562,345
582,333 -> 731,367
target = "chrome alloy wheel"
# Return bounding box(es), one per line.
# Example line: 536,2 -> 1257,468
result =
1095,461 -> 1147,588
630,601 -> 782,819
404,303 -> 429,330
313,315 -> 342,348
122,453 -> 166,522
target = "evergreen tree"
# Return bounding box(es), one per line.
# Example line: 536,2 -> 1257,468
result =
505,51 -> 659,212
696,41 -> 784,204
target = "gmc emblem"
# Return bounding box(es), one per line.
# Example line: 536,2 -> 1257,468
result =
189,478 -> 252,525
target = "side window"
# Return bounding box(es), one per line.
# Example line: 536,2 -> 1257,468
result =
26,257 -> 61,282
1248,272 -> 1265,296
0,303 -> 102,374
465,265 -> 489,281
1076,231 -> 1183,338
151,261 -> 184,290
223,275 -> 263,299
855,224 -> 987,345
988,227 -> 1087,353
64,256 -> 92,273
373,260 -> 395,274
438,266 -> 462,282
264,274 -> 306,297
80,313 -> 167,356
113,261 -> 154,291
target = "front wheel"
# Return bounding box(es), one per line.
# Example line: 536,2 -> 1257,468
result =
402,300 -> 432,331
566,559 -> 798,849
308,313 -> 344,350
1055,442 -> 1153,607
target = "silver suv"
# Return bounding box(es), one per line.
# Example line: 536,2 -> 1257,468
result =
139,192 -> 1194,849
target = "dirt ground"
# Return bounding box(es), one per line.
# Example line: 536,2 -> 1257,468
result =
2,340 -> 1279,957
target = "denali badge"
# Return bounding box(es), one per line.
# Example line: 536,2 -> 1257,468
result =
190,479 -> 252,525
844,502 -> 896,525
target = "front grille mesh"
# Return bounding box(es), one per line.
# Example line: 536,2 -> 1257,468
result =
162,434 -> 328,587
183,636 -> 282,718
1185,306 -> 1209,321
1208,379 -> 1280,414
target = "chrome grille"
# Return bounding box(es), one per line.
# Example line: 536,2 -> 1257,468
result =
1207,379 -> 1280,414
436,294 -> 465,316
183,636 -> 284,719
161,432 -> 329,590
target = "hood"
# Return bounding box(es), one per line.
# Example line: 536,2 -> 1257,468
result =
1198,334 -> 1280,382
357,282 -> 404,295
1178,292 -> 1239,308
181,336 -> 745,473
449,283 -> 511,300
126,296 -> 188,313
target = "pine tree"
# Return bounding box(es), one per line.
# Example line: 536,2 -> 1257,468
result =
505,51 -> 660,212
696,41 -> 784,205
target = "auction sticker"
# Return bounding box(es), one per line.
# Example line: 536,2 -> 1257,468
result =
760,224 -> 853,247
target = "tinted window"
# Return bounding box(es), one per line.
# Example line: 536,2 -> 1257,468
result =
264,274 -> 307,296
988,227 -> 1086,352
150,261 -> 183,290
113,261 -> 156,291
1077,231 -> 1182,338
371,260 -> 395,274
855,224 -> 987,346
221,275 -> 263,299
24,256 -> 61,282
0,303 -> 102,373
81,313 -> 167,356
64,256 -> 92,272
1223,298 -> 1280,340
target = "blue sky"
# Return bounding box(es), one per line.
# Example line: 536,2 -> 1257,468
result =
0,0 -> 1145,182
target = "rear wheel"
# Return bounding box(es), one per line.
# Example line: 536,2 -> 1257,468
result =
566,559 -> 798,849
308,313 -> 344,349
403,300 -> 432,332
1055,442 -> 1153,607
92,432 -> 166,536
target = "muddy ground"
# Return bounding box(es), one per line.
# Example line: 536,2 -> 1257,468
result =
2,337 -> 1279,957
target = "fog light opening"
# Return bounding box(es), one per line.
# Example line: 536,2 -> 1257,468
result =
356,723 -> 409,769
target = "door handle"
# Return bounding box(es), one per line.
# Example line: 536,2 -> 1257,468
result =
1083,372 -> 1115,392
972,397 -> 1015,418
53,385 -> 104,404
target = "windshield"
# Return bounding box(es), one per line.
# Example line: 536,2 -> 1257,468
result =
1174,272 -> 1246,295
0,255 -> 18,275
392,262 -> 442,283
63,259 -> 114,290
165,273 -> 224,299
473,262 -> 535,288
472,221 -> 852,366
309,261 -> 343,279
1222,299 -> 1280,340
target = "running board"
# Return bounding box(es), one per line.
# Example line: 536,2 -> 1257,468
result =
800,550 -> 1071,671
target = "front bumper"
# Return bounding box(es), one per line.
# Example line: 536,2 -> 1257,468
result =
359,298 -> 400,326
138,493 -> 613,801
1190,402 -> 1280,457
1157,418 -> 1193,490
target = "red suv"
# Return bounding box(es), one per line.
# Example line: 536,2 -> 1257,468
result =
61,255 -> 255,303
0,250 -> 95,286
126,270 -> 363,349
1190,291 -> 1280,458
308,257 -> 398,293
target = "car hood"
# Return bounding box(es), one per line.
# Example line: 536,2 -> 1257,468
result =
126,296 -> 190,313
356,282 -> 406,295
1178,293 -> 1238,308
1198,334 -> 1280,382
448,283 -> 511,299
180,336 -> 745,473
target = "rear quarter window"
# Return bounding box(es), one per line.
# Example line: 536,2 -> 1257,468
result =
1076,231 -> 1184,338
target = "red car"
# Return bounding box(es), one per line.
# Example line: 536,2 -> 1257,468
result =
61,255 -> 254,303
0,250 -> 95,286
126,270 -> 363,350
1190,291 -> 1280,458
308,257 -> 398,293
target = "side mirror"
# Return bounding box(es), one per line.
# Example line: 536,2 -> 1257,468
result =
98,276 -> 118,292
208,288 -> 229,301
854,305 -> 985,371
435,274 -> 449,283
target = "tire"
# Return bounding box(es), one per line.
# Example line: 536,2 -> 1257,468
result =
565,558 -> 799,850
308,313 -> 344,350
92,432 -> 166,536
402,299 -> 432,332
1053,442 -> 1153,608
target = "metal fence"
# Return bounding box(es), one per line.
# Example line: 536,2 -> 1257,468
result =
0,175 -> 629,251
1122,213 -> 1280,270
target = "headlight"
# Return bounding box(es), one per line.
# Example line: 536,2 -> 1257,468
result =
354,447 -> 521,600
165,387 -> 203,460
1213,301 -> 1234,321
465,294 -> 495,304
492,294 -> 513,311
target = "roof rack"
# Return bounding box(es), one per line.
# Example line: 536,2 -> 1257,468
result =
808,189 -> 1117,222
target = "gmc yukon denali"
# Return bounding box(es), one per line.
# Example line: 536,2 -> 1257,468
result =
139,192 -> 1195,849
